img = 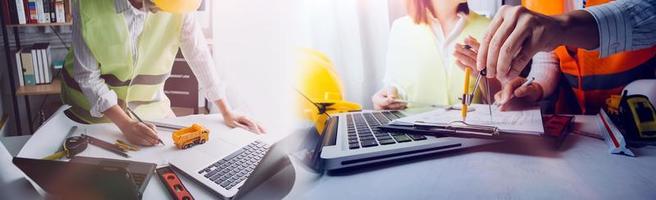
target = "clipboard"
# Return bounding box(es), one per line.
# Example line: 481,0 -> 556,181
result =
379,120 -> 543,140
384,104 -> 545,139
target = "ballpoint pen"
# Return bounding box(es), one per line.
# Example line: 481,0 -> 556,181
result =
127,107 -> 165,145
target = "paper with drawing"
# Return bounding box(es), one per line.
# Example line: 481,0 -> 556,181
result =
394,104 -> 544,135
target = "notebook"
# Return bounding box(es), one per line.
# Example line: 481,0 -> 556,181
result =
392,104 -> 544,135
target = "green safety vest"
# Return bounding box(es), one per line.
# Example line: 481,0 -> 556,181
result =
384,13 -> 490,107
61,0 -> 183,123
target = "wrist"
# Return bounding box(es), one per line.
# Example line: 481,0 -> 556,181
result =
103,106 -> 134,129
215,99 -> 234,119
554,10 -> 599,50
549,14 -> 571,48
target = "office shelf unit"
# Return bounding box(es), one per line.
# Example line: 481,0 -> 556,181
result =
1,13 -> 70,135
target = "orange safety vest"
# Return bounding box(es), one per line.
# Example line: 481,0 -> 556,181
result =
524,0 -> 656,114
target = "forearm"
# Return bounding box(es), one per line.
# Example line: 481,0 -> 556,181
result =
180,13 -> 227,102
585,0 -> 656,57
554,10 -> 599,50
215,99 -> 233,119
529,52 -> 560,99
103,105 -> 134,128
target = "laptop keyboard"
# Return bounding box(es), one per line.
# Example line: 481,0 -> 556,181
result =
198,140 -> 269,190
347,111 -> 427,149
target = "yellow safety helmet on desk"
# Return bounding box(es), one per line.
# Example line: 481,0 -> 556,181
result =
152,0 -> 202,14
296,49 -> 361,134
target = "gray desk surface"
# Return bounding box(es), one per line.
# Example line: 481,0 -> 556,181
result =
3,107 -> 656,199
281,115 -> 656,200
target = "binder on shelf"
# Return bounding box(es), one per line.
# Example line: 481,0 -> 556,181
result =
43,43 -> 52,83
38,46 -> 46,83
15,49 -> 25,86
30,43 -> 51,84
20,47 -> 35,85
30,45 -> 40,84
15,0 -> 27,24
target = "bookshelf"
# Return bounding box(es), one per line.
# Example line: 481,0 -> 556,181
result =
6,22 -> 71,28
1,9 -> 71,135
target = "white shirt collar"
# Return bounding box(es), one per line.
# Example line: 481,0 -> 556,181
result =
115,0 -> 147,14
429,12 -> 468,47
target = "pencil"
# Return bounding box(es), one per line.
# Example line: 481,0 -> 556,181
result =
127,107 -> 165,145
462,68 -> 472,121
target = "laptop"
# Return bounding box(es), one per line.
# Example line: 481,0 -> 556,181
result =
169,136 -> 290,199
12,156 -> 156,199
319,109 -> 496,170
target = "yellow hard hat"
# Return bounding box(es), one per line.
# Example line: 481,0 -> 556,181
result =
152,0 -> 202,14
296,48 -> 361,134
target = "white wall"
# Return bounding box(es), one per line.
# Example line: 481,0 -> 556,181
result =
296,0 -> 391,108
210,0 -> 296,135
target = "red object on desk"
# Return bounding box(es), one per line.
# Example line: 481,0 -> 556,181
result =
156,166 -> 194,200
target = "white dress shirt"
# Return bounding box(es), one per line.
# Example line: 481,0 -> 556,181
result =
385,13 -> 469,99
429,13 -> 469,78
586,0 -> 656,58
72,0 -> 225,118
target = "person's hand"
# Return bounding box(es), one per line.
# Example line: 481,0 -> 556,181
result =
223,112 -> 266,134
118,120 -> 160,146
372,87 -> 407,110
454,36 -> 481,71
477,5 -> 567,82
494,77 -> 543,111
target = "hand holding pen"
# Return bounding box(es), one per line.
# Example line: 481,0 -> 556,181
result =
494,77 -> 544,111
125,107 -> 165,146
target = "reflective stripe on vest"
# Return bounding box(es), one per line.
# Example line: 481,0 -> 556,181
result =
61,0 -> 183,123
555,46 -> 656,114
524,0 -> 656,114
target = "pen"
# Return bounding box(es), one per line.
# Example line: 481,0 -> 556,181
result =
126,107 -> 165,145
462,68 -> 472,121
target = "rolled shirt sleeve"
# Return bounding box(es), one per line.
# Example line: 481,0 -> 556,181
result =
528,52 -> 560,99
71,0 -> 118,118
179,13 -> 226,102
585,0 -> 656,57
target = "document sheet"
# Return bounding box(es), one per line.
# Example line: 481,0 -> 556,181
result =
393,104 -> 544,135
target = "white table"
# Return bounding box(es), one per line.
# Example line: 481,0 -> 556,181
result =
6,106 -> 656,199
9,106 -> 293,200
282,115 -> 656,199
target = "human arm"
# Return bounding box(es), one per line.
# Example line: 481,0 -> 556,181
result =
586,0 -> 656,57
478,0 -> 656,82
476,5 -> 598,82
72,1 -> 159,146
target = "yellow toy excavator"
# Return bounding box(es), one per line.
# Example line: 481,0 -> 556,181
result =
295,49 -> 362,134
